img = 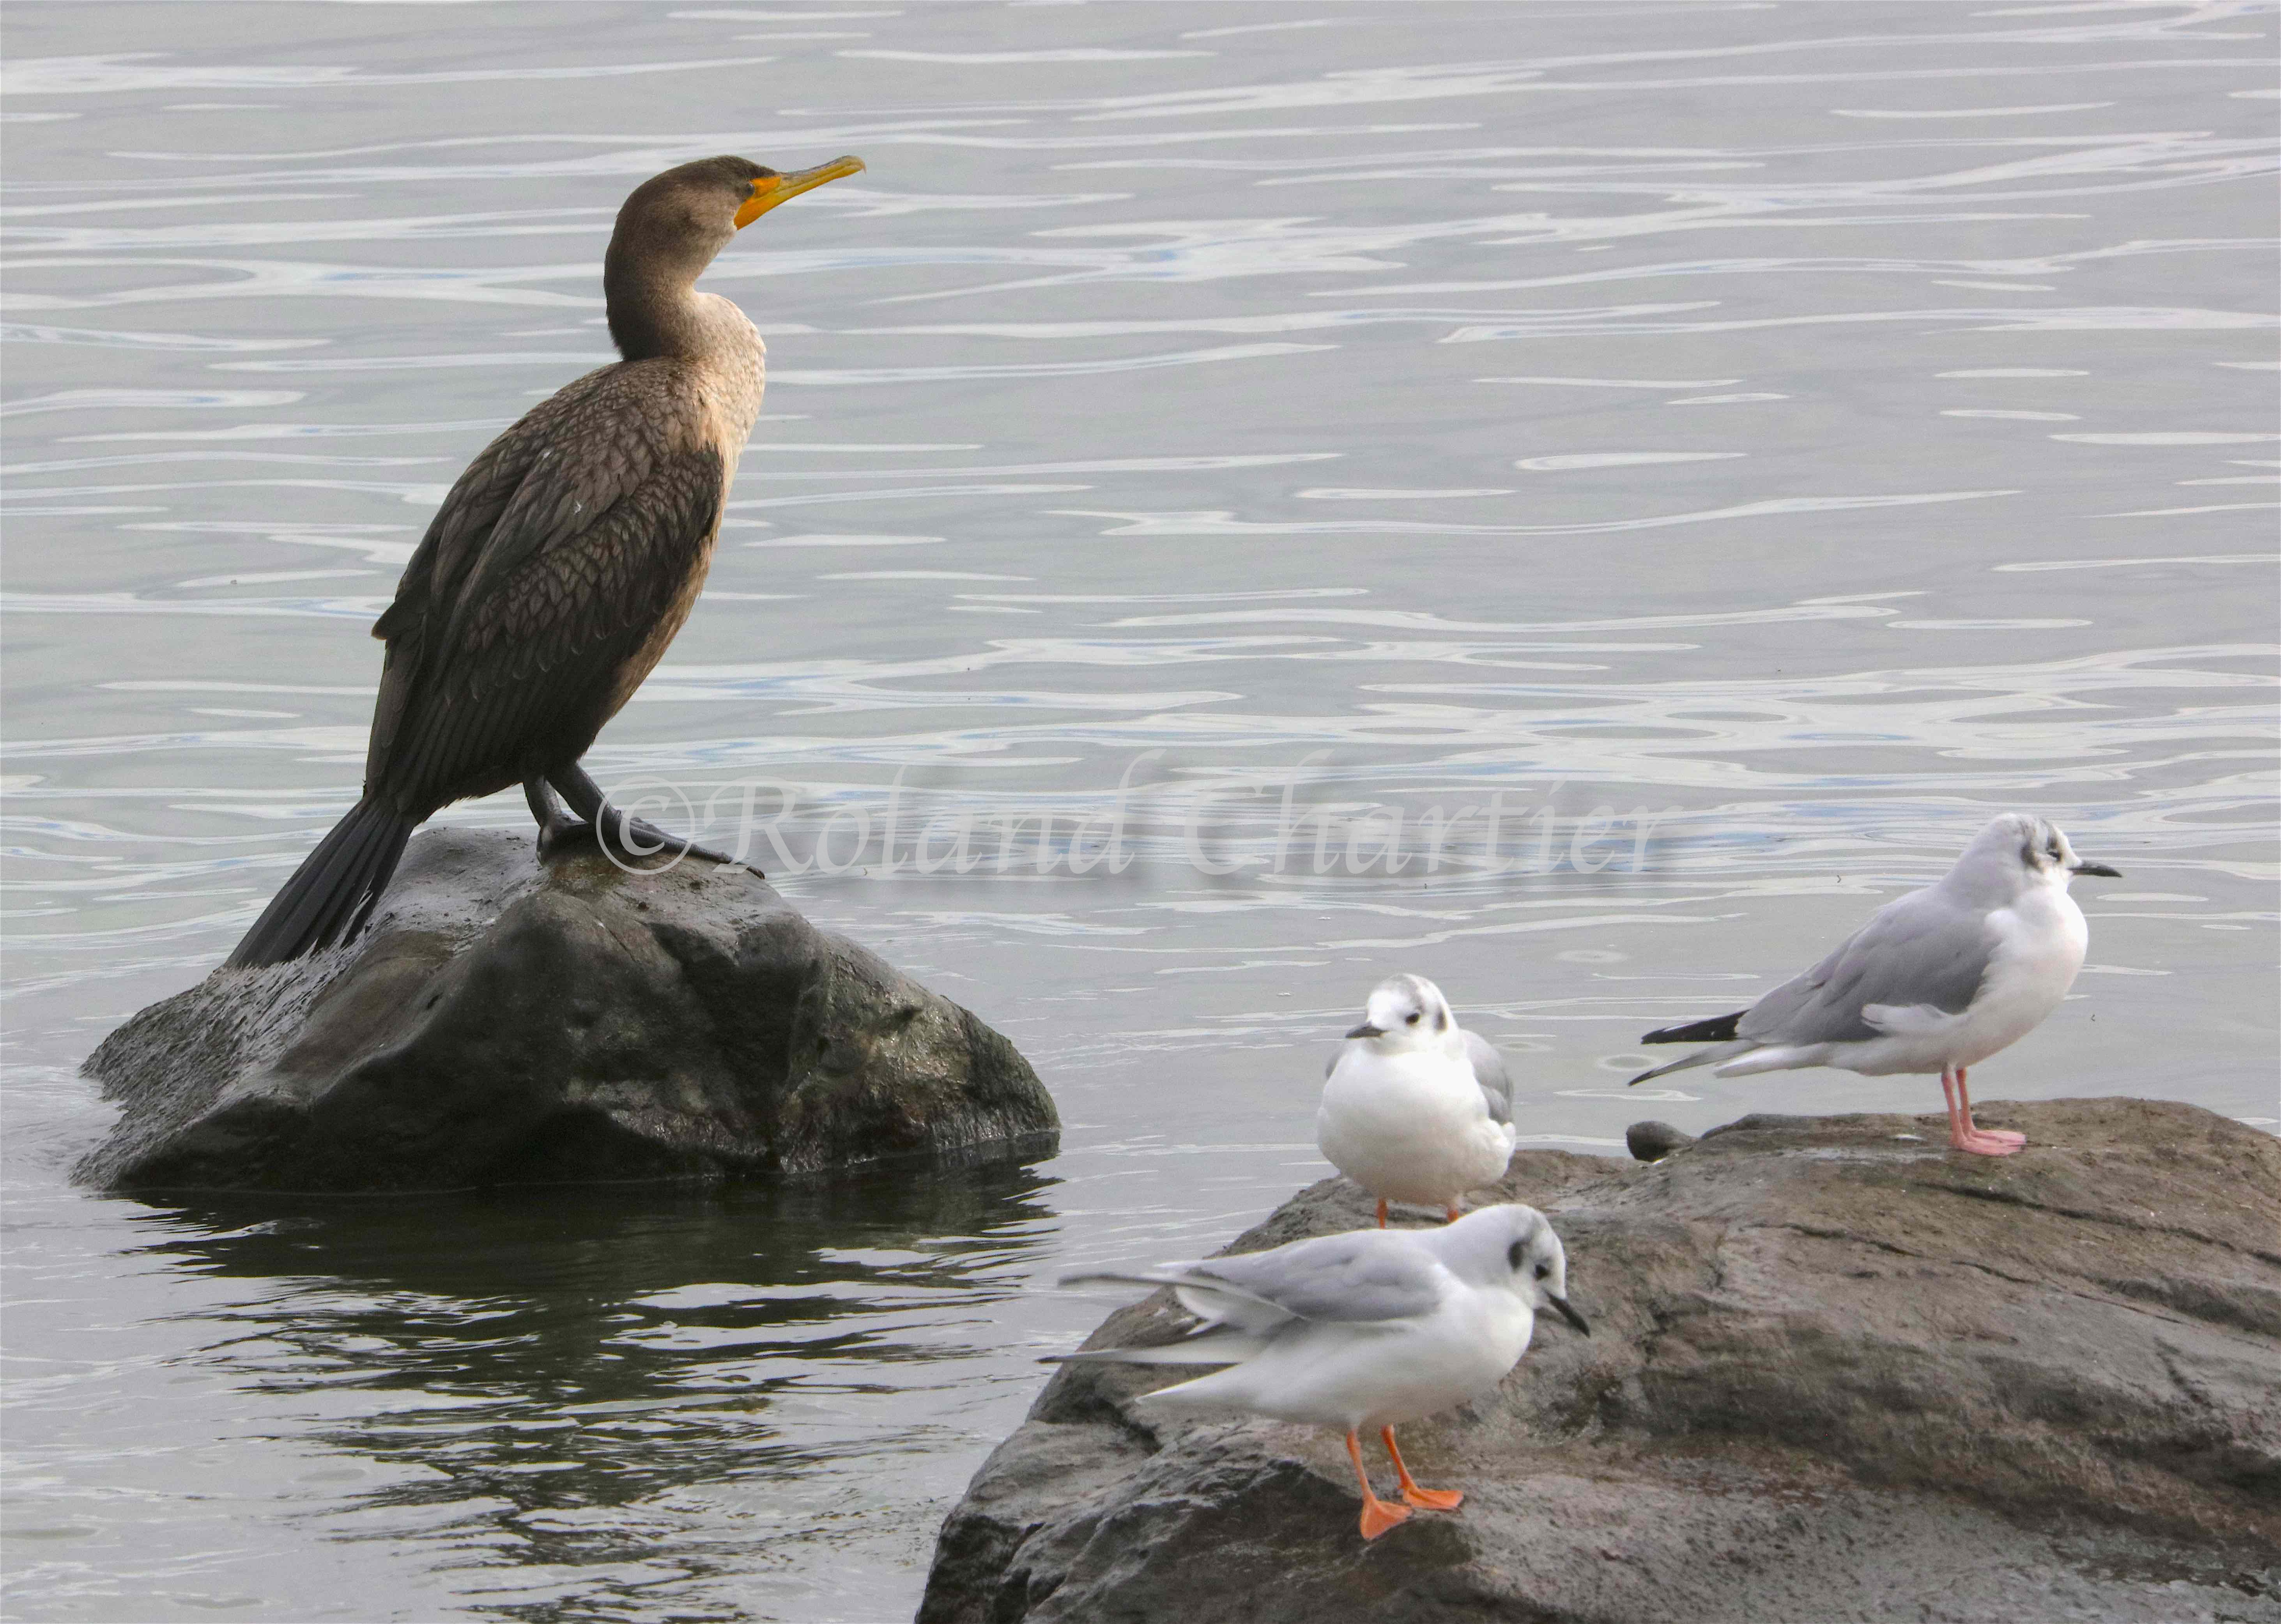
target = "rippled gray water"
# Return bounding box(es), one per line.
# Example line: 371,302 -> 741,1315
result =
3,3 -> 2276,1619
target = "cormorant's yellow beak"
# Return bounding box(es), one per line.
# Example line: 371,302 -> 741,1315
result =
735,156 -> 865,229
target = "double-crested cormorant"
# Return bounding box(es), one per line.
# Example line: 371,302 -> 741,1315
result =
226,154 -> 865,968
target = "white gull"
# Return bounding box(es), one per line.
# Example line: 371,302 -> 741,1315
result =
1632,812 -> 2120,1156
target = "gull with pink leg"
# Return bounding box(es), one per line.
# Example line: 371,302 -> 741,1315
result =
1629,812 -> 2120,1157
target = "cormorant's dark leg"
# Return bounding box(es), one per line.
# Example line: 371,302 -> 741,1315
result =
524,775 -> 595,859
547,762 -> 744,870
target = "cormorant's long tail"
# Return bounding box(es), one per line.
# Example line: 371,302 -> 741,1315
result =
224,796 -> 416,968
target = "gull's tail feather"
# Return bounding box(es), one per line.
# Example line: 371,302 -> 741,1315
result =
1628,1038 -> 1755,1087
224,796 -> 416,969
1046,1327 -> 1268,1368
1060,1269 -> 1195,1293
1059,1269 -> 1285,1323
1642,1010 -> 1745,1045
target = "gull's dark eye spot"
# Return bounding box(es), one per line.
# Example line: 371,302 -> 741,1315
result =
1405,1012 -> 1421,1025
1535,1263 -> 1551,1281
1507,1239 -> 1525,1270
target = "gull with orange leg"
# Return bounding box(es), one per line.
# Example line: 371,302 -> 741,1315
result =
1055,1204 -> 1587,1541
1318,975 -> 1517,1226
1630,812 -> 2120,1156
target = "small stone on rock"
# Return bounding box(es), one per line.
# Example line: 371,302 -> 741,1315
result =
1625,1120 -> 1695,1162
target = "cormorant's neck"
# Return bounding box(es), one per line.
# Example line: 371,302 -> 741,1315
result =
603,243 -> 717,362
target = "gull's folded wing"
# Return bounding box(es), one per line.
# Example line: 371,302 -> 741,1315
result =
1740,888 -> 1996,1049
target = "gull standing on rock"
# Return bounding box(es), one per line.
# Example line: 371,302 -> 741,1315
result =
1630,812 -> 2120,1156
1319,975 -> 1518,1226
1058,1204 -> 1589,1541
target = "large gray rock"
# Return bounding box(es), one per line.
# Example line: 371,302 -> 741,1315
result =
920,1099 -> 2281,1624
79,829 -> 1056,1192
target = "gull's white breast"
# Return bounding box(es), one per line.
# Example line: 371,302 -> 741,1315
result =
1946,883 -> 2088,1065
1317,1047 -> 1517,1205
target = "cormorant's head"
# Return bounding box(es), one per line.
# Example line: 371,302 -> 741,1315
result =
608,154 -> 864,283
604,154 -> 865,357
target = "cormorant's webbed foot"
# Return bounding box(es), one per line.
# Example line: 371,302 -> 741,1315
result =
544,765 -> 747,872
525,777 -> 597,860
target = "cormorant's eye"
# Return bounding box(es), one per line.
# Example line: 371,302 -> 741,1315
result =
1405,1011 -> 1421,1024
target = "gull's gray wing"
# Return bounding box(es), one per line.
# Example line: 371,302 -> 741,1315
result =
1462,1028 -> 1512,1125
1189,1231 -> 1446,1325
1740,886 -> 1996,1047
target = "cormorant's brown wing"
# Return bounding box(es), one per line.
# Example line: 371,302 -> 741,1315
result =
364,371 -> 726,811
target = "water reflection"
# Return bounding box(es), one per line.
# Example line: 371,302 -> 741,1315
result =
120,1161 -> 1056,1617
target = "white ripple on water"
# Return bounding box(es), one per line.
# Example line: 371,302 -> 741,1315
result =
60,419 -> 509,444
1833,102 -> 2120,119
1941,409 -> 2078,420
935,43 -> 2267,130
1296,486 -> 1512,499
842,49 -> 1216,64
741,533 -> 942,549
0,53 -> 784,96
0,477 -> 449,505
2099,501 -> 2281,517
726,482 -> 1089,511
1517,451 -> 1747,470
736,451 -> 1338,480
1439,303 -> 2276,344
82,123 -> 1072,188
2052,430 -> 2280,445
1329,239 -> 2267,299
768,341 -> 1335,384
833,309 -> 1689,337
0,321 -> 316,351
209,350 -> 611,372
1181,18 -> 1348,41
1056,137 -> 1757,169
0,388 -> 302,416
0,451 -> 447,475
1097,603 -> 1908,634
114,521 -> 419,567
1485,375 -> 1744,388
1055,489 -> 2016,538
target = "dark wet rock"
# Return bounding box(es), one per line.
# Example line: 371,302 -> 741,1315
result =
1624,1118 -> 1694,1162
78,829 -> 1056,1193
919,1100 -> 2281,1624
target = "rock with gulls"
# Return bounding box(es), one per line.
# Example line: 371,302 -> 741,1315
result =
919,1100 -> 2280,1624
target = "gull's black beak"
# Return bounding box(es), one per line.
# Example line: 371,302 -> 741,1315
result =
1345,1023 -> 1384,1040
2070,861 -> 2122,878
1548,1294 -> 1590,1336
